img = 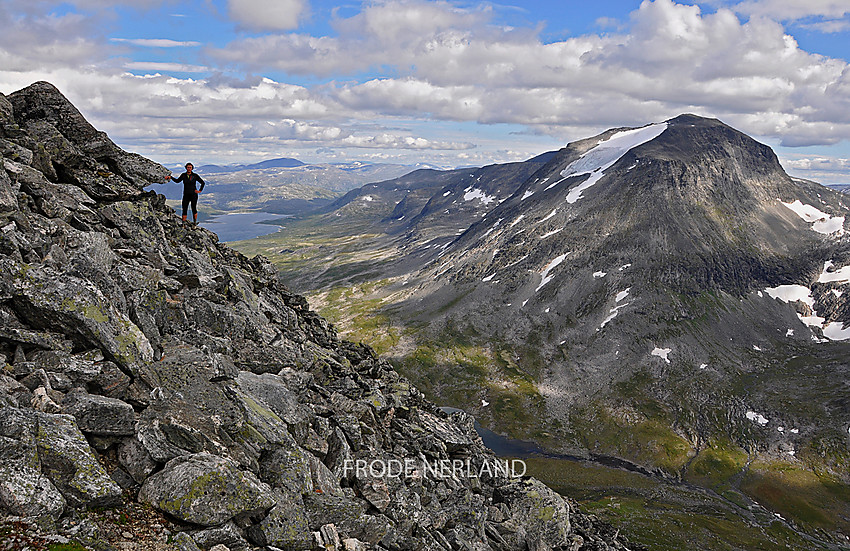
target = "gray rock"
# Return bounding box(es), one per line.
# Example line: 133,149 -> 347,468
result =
303,493 -> 391,544
308,453 -> 343,497
3,258 -> 154,375
494,479 -> 570,550
138,452 -> 275,526
34,410 -> 123,508
0,407 -> 121,512
60,388 -> 135,436
258,445 -> 313,496
0,433 -> 66,519
0,164 -> 17,212
117,436 -> 157,484
0,374 -> 29,408
191,521 -> 249,551
172,532 -> 204,551
31,387 -> 62,413
246,490 -> 312,549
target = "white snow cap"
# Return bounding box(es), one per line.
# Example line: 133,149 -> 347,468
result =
562,123 -> 668,204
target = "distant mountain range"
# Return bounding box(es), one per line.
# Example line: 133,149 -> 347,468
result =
236,114 -> 850,546
197,157 -> 305,172
159,159 -> 439,214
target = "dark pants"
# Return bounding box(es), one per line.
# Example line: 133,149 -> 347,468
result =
182,194 -> 198,218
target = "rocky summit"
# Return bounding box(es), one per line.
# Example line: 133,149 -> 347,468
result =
0,82 -> 633,550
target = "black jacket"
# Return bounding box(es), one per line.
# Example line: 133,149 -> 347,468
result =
169,172 -> 206,196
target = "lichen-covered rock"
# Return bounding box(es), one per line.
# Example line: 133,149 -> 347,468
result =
246,490 -> 313,549
190,521 -> 250,551
0,164 -> 17,212
61,388 -> 135,436
117,436 -> 157,484
493,478 -> 571,549
302,493 -> 392,544
138,452 -> 276,526
34,410 -> 123,508
0,433 -> 66,519
0,407 -> 122,512
3,259 -> 154,375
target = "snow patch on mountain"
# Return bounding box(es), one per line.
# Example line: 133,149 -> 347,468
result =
464,188 -> 496,205
781,200 -> 845,235
562,123 -> 668,204
651,347 -> 671,363
765,283 -> 850,341
540,209 -> 558,223
818,260 -> 850,284
536,253 -> 569,293
746,411 -> 769,425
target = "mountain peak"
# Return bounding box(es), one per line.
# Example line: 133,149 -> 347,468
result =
5,81 -> 168,198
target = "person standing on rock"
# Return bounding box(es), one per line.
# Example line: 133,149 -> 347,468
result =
164,163 -> 205,225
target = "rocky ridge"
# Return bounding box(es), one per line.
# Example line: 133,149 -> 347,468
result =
0,82 -> 634,550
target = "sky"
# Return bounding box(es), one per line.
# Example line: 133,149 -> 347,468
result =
1,0 -> 850,184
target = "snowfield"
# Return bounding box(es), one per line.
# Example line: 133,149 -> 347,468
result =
562,123 -> 668,204
463,188 -> 496,205
781,200 -> 845,235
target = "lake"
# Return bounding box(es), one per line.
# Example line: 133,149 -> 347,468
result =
201,212 -> 290,242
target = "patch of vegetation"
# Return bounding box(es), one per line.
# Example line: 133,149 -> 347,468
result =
46,543 -> 88,551
684,438 -> 749,491
569,399 -> 694,477
524,456 -> 827,551
740,460 -> 850,533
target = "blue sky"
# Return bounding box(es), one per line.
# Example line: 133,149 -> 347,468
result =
1,0 -> 849,183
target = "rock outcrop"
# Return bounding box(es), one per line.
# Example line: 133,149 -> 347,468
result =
0,82 -> 632,550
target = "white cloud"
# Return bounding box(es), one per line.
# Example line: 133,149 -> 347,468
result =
733,0 -> 850,21
124,62 -> 209,73
782,155 -> 850,183
111,38 -> 202,48
227,0 -> 307,31
2,0 -> 850,177
208,0 -> 850,150
0,8 -> 107,71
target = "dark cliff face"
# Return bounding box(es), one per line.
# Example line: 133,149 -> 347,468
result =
0,82 -> 632,550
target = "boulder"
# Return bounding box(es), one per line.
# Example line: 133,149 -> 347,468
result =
3,259 -> 154,375
493,478 -> 571,550
246,490 -> 312,549
0,433 -> 66,519
34,411 -> 123,508
0,164 -> 18,212
138,452 -> 276,526
302,493 -> 392,544
61,389 -> 135,436
0,407 -> 122,512
117,436 -> 157,484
